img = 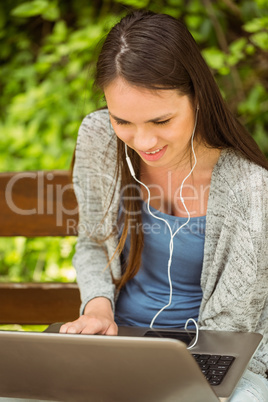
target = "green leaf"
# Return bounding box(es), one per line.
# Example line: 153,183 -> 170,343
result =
114,0 -> 150,7
42,2 -> 60,21
202,47 -> 226,70
185,15 -> 203,30
243,17 -> 268,33
226,38 -> 247,66
50,20 -> 68,43
255,0 -> 268,9
218,66 -> 230,75
250,32 -> 268,50
238,84 -> 266,114
229,38 -> 247,54
245,44 -> 255,55
11,0 -> 49,18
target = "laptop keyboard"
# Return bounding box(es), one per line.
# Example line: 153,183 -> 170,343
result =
192,354 -> 235,386
143,330 -> 235,386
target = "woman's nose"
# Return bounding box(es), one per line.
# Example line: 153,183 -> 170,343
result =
133,126 -> 158,151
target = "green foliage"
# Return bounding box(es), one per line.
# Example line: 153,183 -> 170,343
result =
0,324 -> 48,332
0,0 -> 267,282
11,0 -> 60,20
0,237 -> 76,282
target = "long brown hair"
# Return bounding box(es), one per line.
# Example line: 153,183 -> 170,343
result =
94,10 -> 268,290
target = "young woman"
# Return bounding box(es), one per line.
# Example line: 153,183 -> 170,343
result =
60,10 -> 268,401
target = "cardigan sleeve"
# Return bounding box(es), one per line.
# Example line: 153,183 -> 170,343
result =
72,111 -> 120,314
199,152 -> 268,377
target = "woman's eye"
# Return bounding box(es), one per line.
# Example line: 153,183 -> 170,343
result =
154,119 -> 171,126
115,120 -> 130,126
113,118 -> 171,126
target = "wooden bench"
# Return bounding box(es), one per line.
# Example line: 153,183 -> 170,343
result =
0,170 -> 81,325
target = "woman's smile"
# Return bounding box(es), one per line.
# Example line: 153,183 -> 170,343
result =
139,145 -> 168,161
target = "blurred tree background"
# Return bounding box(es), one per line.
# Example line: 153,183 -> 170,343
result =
0,0 -> 267,283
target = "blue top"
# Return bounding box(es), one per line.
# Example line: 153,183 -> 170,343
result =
115,202 -> 205,328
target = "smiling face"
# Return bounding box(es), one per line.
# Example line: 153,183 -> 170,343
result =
104,77 -> 197,170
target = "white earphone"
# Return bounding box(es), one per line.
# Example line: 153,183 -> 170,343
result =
124,106 -> 200,348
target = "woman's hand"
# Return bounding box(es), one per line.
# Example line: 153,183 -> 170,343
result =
59,297 -> 118,335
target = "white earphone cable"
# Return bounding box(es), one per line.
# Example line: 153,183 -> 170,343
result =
124,107 -> 199,344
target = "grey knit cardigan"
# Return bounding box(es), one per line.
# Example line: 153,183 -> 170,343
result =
72,109 -> 268,377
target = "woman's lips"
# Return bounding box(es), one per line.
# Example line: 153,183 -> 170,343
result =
139,145 -> 168,161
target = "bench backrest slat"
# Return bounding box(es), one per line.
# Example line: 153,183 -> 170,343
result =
0,171 -> 78,236
0,283 -> 80,325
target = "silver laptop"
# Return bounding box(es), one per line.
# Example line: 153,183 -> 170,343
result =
0,325 -> 262,402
